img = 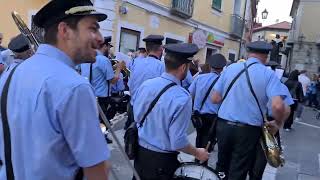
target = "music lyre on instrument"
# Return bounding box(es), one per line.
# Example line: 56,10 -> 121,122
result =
11,11 -> 141,180
11,11 -> 39,50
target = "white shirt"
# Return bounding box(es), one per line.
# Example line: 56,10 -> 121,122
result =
298,73 -> 311,96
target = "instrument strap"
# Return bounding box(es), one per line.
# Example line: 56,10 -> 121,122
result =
1,64 -> 20,180
244,63 -> 264,120
139,82 -> 177,128
218,62 -> 258,111
89,63 -> 93,84
199,75 -> 220,111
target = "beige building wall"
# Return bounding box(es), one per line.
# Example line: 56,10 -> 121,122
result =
299,2 -> 320,42
193,0 -> 244,33
0,0 -> 48,46
118,3 -> 192,39
114,0 -> 244,63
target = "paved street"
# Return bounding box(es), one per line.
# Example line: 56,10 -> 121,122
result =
106,106 -> 320,180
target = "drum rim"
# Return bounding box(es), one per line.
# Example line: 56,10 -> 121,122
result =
177,162 -> 218,174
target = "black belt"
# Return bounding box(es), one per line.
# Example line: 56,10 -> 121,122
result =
199,113 -> 217,119
138,145 -> 179,159
219,118 -> 260,128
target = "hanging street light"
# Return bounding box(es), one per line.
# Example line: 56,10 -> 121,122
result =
262,8 -> 269,19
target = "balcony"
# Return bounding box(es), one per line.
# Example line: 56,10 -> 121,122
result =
170,0 -> 194,19
230,14 -> 245,39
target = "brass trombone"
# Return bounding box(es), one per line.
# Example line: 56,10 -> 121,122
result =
11,11 -> 140,180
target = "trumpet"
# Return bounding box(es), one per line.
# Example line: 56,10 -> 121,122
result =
11,11 -> 141,180
111,59 -> 131,79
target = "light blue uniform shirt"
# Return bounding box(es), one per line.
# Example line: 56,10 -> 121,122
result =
80,51 -> 114,97
111,73 -> 125,93
128,55 -> 165,105
129,55 -> 144,71
267,83 -> 294,117
0,44 -> 110,180
4,58 -> 23,72
214,58 -> 287,126
133,72 -> 192,153
189,72 -> 220,114
182,70 -> 193,89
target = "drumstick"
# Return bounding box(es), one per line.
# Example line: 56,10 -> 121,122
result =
205,141 -> 211,151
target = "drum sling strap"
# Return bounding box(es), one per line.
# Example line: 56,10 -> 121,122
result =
1,65 -> 19,180
0,65 -> 83,180
199,75 -> 220,111
124,82 -> 177,159
218,62 -> 258,109
244,63 -> 283,150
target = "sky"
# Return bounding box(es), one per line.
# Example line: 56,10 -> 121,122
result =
256,0 -> 294,26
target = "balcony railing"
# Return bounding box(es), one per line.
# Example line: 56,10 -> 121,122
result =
170,0 -> 194,19
230,14 -> 245,39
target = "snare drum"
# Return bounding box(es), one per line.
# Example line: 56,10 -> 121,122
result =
173,162 -> 220,180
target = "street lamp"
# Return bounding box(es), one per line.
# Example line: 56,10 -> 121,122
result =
262,8 -> 268,19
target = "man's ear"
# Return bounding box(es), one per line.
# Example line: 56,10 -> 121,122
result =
57,22 -> 72,41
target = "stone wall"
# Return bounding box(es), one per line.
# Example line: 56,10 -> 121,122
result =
289,42 -> 320,74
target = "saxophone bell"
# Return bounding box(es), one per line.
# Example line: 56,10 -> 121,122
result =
260,124 -> 285,168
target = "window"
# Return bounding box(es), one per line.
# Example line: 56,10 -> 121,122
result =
212,0 -> 222,11
228,53 -> 236,62
119,28 -> 140,54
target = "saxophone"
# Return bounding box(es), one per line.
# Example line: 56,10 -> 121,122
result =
260,123 -> 285,168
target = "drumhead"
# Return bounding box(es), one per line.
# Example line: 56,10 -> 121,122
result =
173,162 -> 220,180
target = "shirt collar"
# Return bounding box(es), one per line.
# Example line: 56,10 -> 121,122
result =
247,57 -> 263,64
13,59 -> 24,64
148,55 -> 159,60
36,44 -> 76,68
161,72 -> 181,86
96,50 -> 103,56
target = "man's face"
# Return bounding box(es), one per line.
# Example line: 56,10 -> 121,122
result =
68,16 -> 103,63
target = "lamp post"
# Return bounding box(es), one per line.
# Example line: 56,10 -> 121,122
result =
262,8 -> 268,19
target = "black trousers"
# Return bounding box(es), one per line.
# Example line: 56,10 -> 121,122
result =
97,97 -> 111,127
283,101 -> 298,129
133,146 -> 180,180
216,118 -> 261,180
195,114 -> 217,154
125,103 -> 134,130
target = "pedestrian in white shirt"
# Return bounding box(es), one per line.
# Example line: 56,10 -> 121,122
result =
296,70 -> 310,121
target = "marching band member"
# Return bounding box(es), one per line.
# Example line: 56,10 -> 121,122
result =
125,35 -> 165,129
0,0 -> 111,179
212,41 -> 291,180
133,43 -> 209,180
5,34 -> 34,71
80,36 -> 124,143
188,53 -> 227,165
249,82 -> 294,180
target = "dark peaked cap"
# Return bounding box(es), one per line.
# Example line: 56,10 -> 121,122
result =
8,34 -> 30,53
104,36 -> 112,44
104,36 -> 113,47
247,41 -> 273,54
207,54 -> 227,69
33,0 -> 108,28
165,43 -> 199,63
143,35 -> 164,45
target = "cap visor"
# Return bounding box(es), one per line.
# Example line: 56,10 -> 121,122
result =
74,11 -> 107,22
